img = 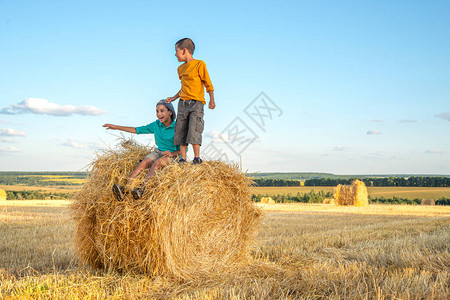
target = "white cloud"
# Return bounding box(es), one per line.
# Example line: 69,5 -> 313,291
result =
425,150 -> 444,154
333,146 -> 348,151
205,131 -> 232,143
0,120 -> 9,124
62,140 -> 85,149
0,128 -> 26,136
435,112 -> 450,121
0,146 -> 19,153
1,98 -> 106,116
1,137 -> 16,143
399,119 -> 418,123
371,119 -> 383,123
367,130 -> 381,135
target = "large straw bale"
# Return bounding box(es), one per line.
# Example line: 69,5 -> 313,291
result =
71,139 -> 262,280
0,189 -> 6,201
334,180 -> 368,206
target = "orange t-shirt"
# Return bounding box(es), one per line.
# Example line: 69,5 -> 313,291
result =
177,59 -> 214,104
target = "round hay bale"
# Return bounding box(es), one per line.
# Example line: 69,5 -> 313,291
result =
0,189 -> 6,201
334,180 -> 368,206
421,199 -> 435,206
260,196 -> 275,204
71,139 -> 262,280
322,198 -> 335,205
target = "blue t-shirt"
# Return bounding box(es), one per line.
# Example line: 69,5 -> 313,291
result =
135,120 -> 179,152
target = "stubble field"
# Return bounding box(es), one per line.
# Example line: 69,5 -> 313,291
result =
0,200 -> 449,299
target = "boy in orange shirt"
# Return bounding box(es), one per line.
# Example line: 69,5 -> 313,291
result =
166,38 -> 215,164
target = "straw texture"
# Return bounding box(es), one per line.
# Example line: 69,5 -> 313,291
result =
334,180 -> 369,206
0,189 -> 6,201
71,139 -> 262,280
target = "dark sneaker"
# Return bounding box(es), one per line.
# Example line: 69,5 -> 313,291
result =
178,158 -> 187,164
192,157 -> 203,165
112,184 -> 126,201
131,187 -> 145,200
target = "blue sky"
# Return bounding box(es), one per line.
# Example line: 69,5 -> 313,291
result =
1,0 -> 449,174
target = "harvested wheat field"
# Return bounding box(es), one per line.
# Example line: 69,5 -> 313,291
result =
71,139 -> 261,280
0,200 -> 449,298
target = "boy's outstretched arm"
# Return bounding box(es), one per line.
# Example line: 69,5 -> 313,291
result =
166,91 -> 180,103
208,90 -> 215,109
103,124 -> 137,133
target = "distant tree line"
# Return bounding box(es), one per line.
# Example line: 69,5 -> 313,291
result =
6,191 -> 74,200
368,196 -> 449,205
304,177 -> 450,187
252,178 -> 301,187
0,173 -> 85,186
251,192 -> 450,205
252,190 -> 332,203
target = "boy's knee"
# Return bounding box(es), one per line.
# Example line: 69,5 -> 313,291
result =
142,157 -> 153,167
154,158 -> 168,168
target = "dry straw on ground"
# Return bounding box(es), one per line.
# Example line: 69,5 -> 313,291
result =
334,180 -> 369,206
71,139 -> 261,280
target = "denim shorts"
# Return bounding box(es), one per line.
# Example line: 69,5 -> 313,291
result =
174,100 -> 204,145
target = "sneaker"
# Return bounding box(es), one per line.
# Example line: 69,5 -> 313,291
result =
178,158 -> 187,164
192,157 -> 203,165
131,187 -> 145,200
112,184 -> 126,201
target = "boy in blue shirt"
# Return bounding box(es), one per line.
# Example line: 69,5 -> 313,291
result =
103,100 -> 180,200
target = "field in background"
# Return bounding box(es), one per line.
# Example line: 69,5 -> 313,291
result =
0,201 -> 448,298
0,184 -> 81,193
252,186 -> 450,200
1,173 -> 449,201
1,184 -> 449,201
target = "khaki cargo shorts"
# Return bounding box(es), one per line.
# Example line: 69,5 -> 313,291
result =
174,100 -> 204,145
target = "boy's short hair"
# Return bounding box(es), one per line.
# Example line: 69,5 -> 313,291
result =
175,38 -> 195,55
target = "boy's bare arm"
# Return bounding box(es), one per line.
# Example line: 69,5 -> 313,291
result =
166,91 -> 180,103
208,90 -> 215,109
103,124 -> 137,133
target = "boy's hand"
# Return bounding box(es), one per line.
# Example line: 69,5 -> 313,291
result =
162,151 -> 172,157
165,97 -> 174,103
103,124 -> 117,130
208,100 -> 216,109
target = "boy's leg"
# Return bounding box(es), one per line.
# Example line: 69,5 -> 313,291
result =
192,144 -> 200,157
132,157 -> 169,200
126,157 -> 154,186
186,101 -> 204,163
145,157 -> 169,180
174,101 -> 189,158
180,145 -> 188,160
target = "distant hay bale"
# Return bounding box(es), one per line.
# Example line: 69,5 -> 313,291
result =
260,196 -> 275,203
334,180 -> 368,206
71,139 -> 262,280
323,198 -> 335,205
0,189 -> 6,201
421,199 -> 435,206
